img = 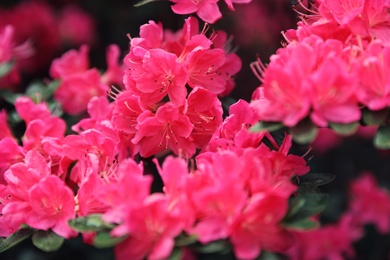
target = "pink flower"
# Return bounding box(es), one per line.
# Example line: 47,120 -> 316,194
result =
348,172 -> 390,233
114,194 -> 184,260
170,0 -> 222,24
185,48 -> 227,94
26,175 -> 76,238
187,87 -> 223,148
0,138 -> 24,183
101,44 -> 124,87
50,45 -> 89,79
98,159 -> 152,224
1,151 -> 51,232
287,214 -> 362,260
58,5 -> 96,46
14,96 -> 51,125
132,102 -> 195,158
224,0 -> 252,11
229,191 -> 294,259
0,110 -> 14,141
125,47 -> 188,105
54,69 -> 108,115
356,41 -> 390,110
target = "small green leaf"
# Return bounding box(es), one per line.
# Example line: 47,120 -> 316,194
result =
0,228 -> 34,253
175,234 -> 198,247
285,196 -> 306,219
134,0 -> 162,7
32,230 -> 64,252
0,61 -> 14,78
25,80 -> 60,102
362,108 -> 389,126
284,193 -> 328,222
250,121 -> 284,132
374,125 -> 390,149
290,120 -> 318,144
190,240 -> 229,254
7,110 -> 22,125
283,218 -> 319,230
93,231 -> 127,248
0,89 -> 23,104
329,121 -> 359,136
68,214 -> 115,232
168,247 -> 184,260
298,173 -> 335,186
257,251 -> 282,260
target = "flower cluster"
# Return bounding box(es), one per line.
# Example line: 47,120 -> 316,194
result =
0,93 -> 309,259
113,16 -> 241,158
251,0 -> 390,143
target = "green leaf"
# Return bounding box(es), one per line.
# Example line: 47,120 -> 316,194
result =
0,61 -> 14,78
190,240 -> 229,254
25,80 -> 60,102
290,120 -> 318,144
257,251 -> 282,260
329,121 -> 359,136
93,231 -> 127,248
298,173 -> 335,186
7,110 -> 22,125
362,108 -> 389,126
32,230 -> 64,252
134,0 -> 162,7
68,214 -> 115,232
374,125 -> 390,149
0,89 -> 23,104
0,228 -> 34,253
168,247 -> 183,260
284,193 -> 328,222
175,234 -> 198,247
283,218 -> 319,230
250,121 -> 284,133
285,196 -> 306,219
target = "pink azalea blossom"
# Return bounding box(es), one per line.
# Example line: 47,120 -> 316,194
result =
50,45 -> 89,79
287,214 -> 362,260
355,41 -> 390,110
348,172 -> 390,233
26,175 -> 76,238
58,5 -> 96,46
132,102 -> 195,158
114,194 -> 184,260
54,69 -> 109,115
0,110 -> 14,141
125,47 -> 188,105
186,87 -> 223,148
170,0 -> 222,24
185,48 -> 226,94
229,191 -> 294,259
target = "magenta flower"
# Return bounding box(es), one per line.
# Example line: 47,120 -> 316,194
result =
54,69 -> 108,115
348,172 -> 390,233
27,175 -> 76,238
187,87 -> 223,148
170,0 -> 222,24
114,194 -> 185,260
229,191 -> 293,259
132,102 -> 195,158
